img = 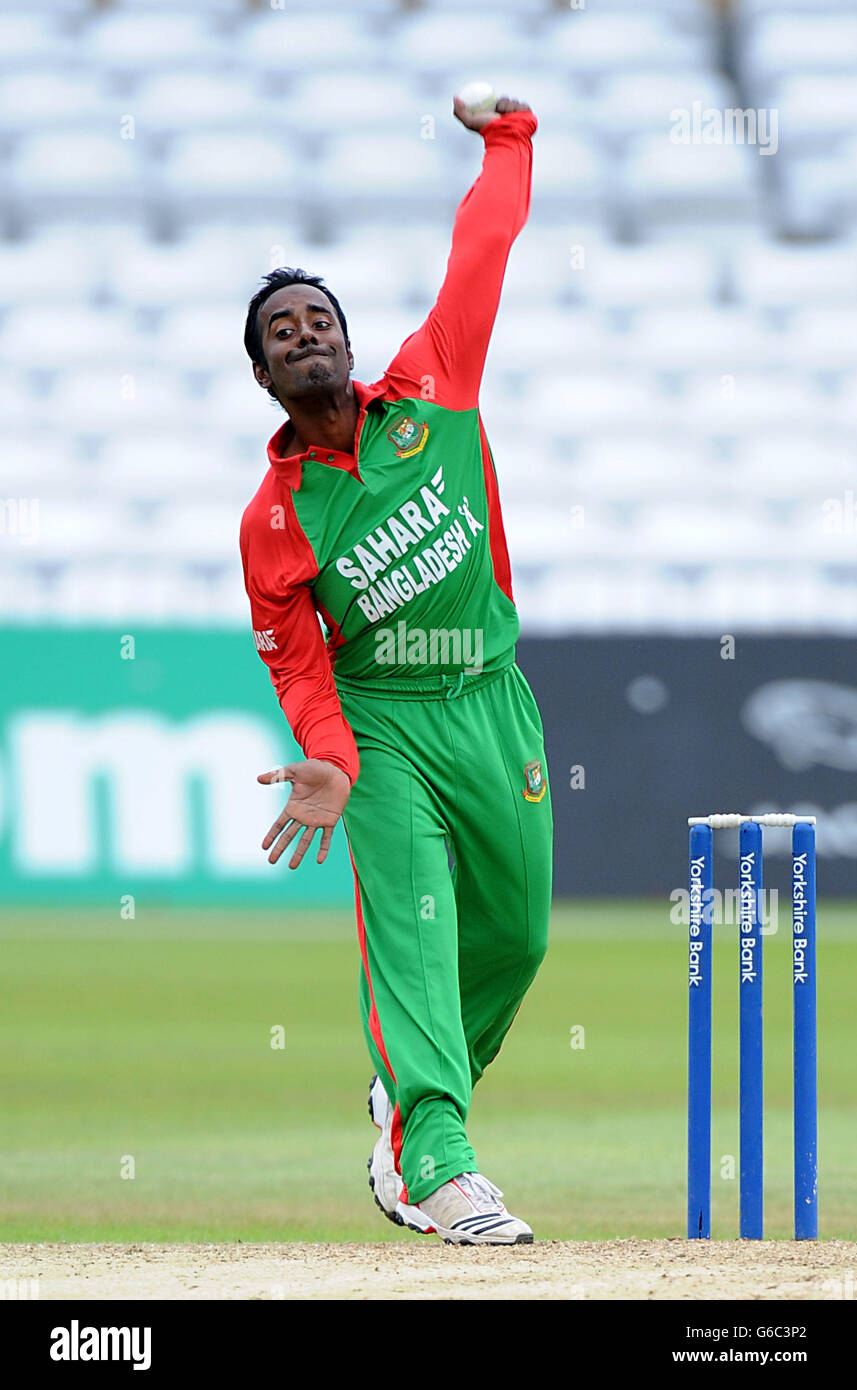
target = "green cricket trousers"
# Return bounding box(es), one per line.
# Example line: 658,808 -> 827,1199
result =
336,660 -> 553,1206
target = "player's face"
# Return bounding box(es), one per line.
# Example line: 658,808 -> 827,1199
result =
254,286 -> 353,402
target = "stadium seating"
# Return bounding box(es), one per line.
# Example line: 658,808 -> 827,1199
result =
1,0 -> 855,635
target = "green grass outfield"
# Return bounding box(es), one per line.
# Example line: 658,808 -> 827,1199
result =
1,900 -> 854,1243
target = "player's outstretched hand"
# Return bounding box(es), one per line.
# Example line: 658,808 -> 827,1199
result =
257,759 -> 351,869
452,95 -> 532,133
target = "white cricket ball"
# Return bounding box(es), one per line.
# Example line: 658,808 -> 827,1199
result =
456,81 -> 497,115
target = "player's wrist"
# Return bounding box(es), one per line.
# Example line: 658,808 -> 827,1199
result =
319,759 -> 354,789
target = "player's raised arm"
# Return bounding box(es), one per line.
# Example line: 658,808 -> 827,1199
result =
383,96 -> 537,411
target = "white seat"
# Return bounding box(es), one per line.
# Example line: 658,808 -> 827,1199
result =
35,500 -> 134,560
51,561 -> 225,622
728,237 -> 857,306
7,132 -> 145,202
133,72 -> 271,134
394,221 -> 602,317
0,373 -> 45,429
238,225 -> 327,289
486,309 -> 614,375
159,134 -> 301,201
284,73 -> 426,137
52,369 -> 190,432
301,234 -> 416,309
149,502 -> 239,562
620,136 -> 759,232
524,563 -> 857,634
314,133 -> 448,200
395,14 -> 537,73
777,143 -> 857,239
773,75 -> 857,152
503,504 -> 595,565
104,225 -> 307,308
522,370 -> 674,436
0,14 -> 71,66
512,566 -> 596,632
517,566 -> 647,633
593,70 -> 737,142
571,0 -> 713,18
736,0 -> 857,15
541,12 -> 709,73
732,435 -> 857,497
570,437 -> 719,501
742,16 -> 857,94
481,432 -> 574,501
826,371 -> 857,431
258,0 -> 400,11
0,433 -> 78,491
207,566 -> 253,622
495,226 -> 605,307
348,310 -> 426,385
637,500 -> 786,562
201,368 -> 279,436
421,0 -> 547,11
0,563 -> 52,620
615,307 -> 778,370
99,434 -> 241,503
689,569 -> 820,631
674,372 -> 825,436
12,0 -> 89,11
236,15 -> 380,70
576,240 -> 722,307
156,305 -> 251,370
0,306 -> 144,369
0,229 -> 102,303
779,309 -> 857,370
530,133 -> 605,210
0,71 -> 111,132
87,13 -> 224,69
109,0 -> 243,10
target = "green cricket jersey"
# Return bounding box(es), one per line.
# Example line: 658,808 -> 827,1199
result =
240,109 -> 537,784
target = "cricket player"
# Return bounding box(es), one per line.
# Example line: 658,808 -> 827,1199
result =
240,95 -> 552,1244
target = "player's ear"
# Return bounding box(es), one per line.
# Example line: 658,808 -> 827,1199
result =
347,344 -> 354,372
252,361 -> 273,392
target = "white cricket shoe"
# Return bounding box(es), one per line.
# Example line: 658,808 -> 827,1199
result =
367,1074 -> 404,1226
397,1171 -> 534,1245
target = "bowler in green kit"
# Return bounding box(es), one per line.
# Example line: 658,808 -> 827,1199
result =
240,95 -> 552,1244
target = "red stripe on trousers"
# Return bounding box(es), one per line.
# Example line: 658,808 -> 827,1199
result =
348,843 -> 397,1085
348,844 -> 409,1202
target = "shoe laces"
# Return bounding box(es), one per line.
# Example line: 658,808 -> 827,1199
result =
456,1172 -> 504,1209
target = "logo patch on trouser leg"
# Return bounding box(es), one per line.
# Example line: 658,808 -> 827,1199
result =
522,759 -> 546,802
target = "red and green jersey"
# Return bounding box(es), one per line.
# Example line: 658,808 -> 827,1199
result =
240,109 -> 537,785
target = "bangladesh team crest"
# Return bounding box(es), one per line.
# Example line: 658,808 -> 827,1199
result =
387,414 -> 429,459
522,759 -> 546,803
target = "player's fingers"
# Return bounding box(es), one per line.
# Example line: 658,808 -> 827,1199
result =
257,766 -> 295,785
288,826 -> 316,871
262,807 -> 292,849
316,824 -> 334,864
267,819 -> 302,863
451,95 -> 491,129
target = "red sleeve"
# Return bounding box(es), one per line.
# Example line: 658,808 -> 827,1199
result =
240,496 -> 360,785
382,108 -> 537,411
